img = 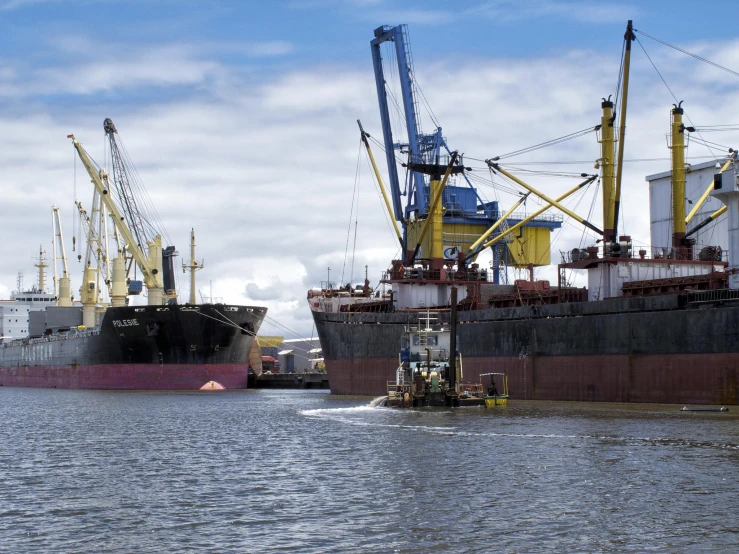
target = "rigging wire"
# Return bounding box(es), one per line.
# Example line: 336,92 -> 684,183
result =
634,35 -> 721,161
490,126 -> 597,160
341,140 -> 362,284
413,74 -> 441,130
496,165 -> 594,179
73,147 -> 78,252
466,155 -> 720,165
635,29 -> 739,79
613,38 -> 627,115
688,136 -> 736,151
364,146 -> 404,246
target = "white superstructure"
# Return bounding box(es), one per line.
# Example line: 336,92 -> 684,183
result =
0,286 -> 56,341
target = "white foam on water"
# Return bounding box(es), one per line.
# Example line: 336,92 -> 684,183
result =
299,403 -> 459,434
299,405 -> 384,418
299,408 -> 739,449
368,396 -> 388,407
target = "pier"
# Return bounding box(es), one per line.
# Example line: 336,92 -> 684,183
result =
249,372 -> 329,390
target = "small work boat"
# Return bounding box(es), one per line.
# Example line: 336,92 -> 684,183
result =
481,372 -> 509,407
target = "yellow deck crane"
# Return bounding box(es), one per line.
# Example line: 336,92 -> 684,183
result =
74,190 -> 118,302
69,133 -> 166,327
51,206 -> 72,307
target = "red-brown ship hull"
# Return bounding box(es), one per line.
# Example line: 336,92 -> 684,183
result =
313,294 -> 739,404
325,354 -> 738,405
0,363 -> 250,390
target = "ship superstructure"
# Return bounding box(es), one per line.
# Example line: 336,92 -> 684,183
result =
309,22 -> 739,404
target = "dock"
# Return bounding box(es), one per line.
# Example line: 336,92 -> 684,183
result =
249,372 -> 330,389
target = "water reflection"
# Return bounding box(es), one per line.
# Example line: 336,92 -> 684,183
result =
1,389 -> 737,553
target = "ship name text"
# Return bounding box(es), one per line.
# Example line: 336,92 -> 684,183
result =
113,319 -> 140,328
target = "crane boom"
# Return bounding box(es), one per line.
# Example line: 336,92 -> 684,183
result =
75,195 -> 112,296
51,206 -> 72,307
104,118 -> 155,250
103,118 -> 177,300
67,134 -> 164,301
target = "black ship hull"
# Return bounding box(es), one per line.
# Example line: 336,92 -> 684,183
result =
0,304 -> 266,390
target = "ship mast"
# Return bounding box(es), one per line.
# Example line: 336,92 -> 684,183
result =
670,102 -> 688,258
182,228 -> 204,305
612,20 -> 635,242
34,245 -> 47,293
599,97 -> 616,243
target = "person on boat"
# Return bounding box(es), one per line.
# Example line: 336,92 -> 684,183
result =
488,381 -> 499,397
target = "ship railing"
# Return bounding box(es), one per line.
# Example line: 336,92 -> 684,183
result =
686,288 -> 739,304
382,267 -> 489,282
561,243 -> 728,264
508,211 -> 563,223
387,382 -> 412,397
0,327 -> 100,349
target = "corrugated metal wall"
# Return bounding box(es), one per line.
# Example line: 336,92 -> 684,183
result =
648,160 -> 730,252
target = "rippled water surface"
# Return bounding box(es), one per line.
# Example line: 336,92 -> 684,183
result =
1,388 -> 738,553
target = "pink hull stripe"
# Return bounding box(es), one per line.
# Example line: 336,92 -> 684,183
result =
0,364 -> 249,390
326,354 -> 739,405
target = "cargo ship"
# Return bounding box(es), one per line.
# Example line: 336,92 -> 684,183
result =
308,22 -> 739,405
0,120 -> 266,390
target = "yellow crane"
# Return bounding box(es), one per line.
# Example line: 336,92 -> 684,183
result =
68,134 -> 165,324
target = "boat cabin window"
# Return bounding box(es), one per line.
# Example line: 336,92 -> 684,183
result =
412,335 -> 438,346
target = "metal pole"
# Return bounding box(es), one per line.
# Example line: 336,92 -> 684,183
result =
613,20 -> 635,239
449,286 -> 457,395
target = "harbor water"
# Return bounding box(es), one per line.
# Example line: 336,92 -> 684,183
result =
1,388 -> 738,553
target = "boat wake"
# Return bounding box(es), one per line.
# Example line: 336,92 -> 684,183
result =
298,406 -> 739,450
300,405 -> 384,418
368,396 -> 388,407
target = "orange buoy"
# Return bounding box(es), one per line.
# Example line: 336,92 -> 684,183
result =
199,380 -> 225,391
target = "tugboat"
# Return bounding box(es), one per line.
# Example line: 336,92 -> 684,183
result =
385,310 -> 455,407
385,288 -> 490,408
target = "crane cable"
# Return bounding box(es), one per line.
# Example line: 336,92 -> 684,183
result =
488,126 -> 597,160
341,140 -> 362,285
635,29 -> 739,79
634,35 -> 723,163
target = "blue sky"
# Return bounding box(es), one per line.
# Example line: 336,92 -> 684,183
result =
1,0 -> 733,102
1,0 -> 739,336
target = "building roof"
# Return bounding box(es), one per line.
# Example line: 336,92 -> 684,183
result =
646,159 -> 729,182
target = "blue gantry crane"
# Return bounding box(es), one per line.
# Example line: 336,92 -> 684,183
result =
369,24 -> 563,282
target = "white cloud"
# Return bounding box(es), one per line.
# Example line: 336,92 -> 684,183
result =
0,39 -> 294,99
2,32 -> 739,338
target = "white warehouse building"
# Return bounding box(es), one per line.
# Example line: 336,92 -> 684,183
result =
646,159 -> 732,255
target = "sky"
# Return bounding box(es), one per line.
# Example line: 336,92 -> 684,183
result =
2,0 -> 739,339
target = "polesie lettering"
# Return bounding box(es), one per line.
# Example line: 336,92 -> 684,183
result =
113,319 -> 139,328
